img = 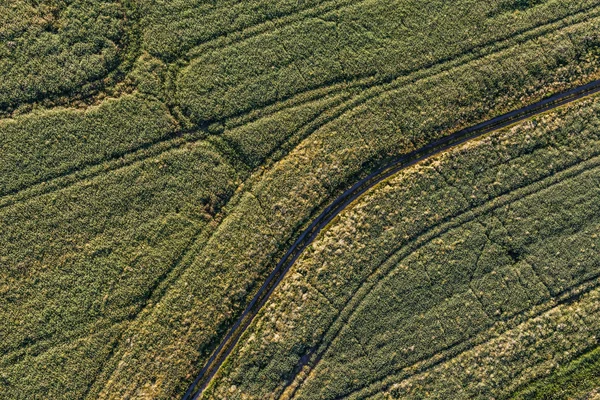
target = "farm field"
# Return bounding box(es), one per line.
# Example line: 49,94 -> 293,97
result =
204,94 -> 600,400
2,0 -> 600,399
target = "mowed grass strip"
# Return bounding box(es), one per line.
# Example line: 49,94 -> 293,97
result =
88,14 -> 600,399
202,95 -> 600,399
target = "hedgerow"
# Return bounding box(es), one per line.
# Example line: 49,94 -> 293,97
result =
203,95 -> 600,399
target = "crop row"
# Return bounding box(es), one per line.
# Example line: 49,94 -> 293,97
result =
366,283 -> 600,399
176,0 -> 600,122
512,344 -> 600,399
202,94 -> 600,399
139,0 -> 353,60
3,0 -> 598,202
0,93 -> 178,197
0,140 -> 239,398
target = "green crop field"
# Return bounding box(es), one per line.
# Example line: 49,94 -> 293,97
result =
2,0 -> 600,399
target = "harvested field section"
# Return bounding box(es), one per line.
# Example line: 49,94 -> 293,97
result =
202,95 -> 600,399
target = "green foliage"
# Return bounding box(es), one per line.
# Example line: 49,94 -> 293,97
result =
0,141 -> 239,398
2,0 -> 600,398
176,0 -> 600,122
138,0 -> 329,60
79,9 -> 600,398
0,93 -> 178,195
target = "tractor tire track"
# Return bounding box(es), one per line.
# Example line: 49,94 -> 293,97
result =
186,1 -> 600,125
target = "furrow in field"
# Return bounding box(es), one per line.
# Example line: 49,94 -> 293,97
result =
0,214 -> 205,363
222,0 -> 600,133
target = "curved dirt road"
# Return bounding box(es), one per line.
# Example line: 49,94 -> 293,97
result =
183,78 -> 600,400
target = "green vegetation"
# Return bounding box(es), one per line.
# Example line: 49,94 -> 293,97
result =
0,140 -> 239,398
203,95 -> 600,399
372,284 -> 600,399
176,0 -> 600,122
0,93 -> 178,196
102,16 -> 600,398
2,0 -> 600,398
